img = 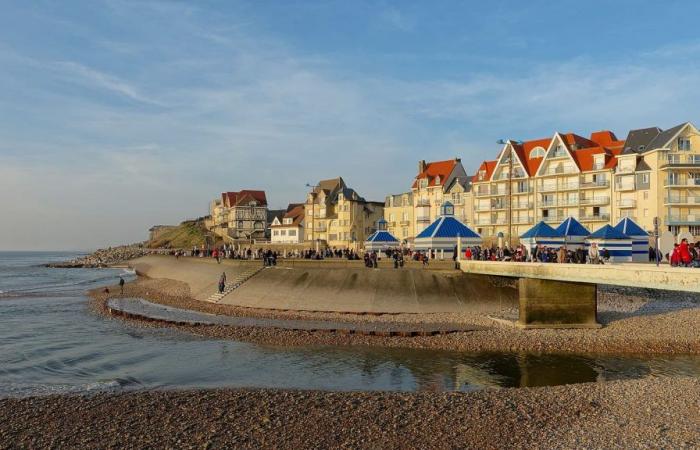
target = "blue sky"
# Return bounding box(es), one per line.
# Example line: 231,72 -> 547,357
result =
3,0 -> 700,250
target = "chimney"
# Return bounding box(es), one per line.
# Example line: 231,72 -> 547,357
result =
418,160 -> 427,174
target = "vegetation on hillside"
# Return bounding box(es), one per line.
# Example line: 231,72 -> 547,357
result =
147,220 -> 217,249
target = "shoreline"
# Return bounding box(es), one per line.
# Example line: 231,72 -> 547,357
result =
2,378 -> 698,449
90,273 -> 700,355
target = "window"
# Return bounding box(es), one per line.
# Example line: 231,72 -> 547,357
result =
643,191 -> 649,200
638,145 -> 646,152
273,230 -> 279,236
435,176 -> 441,184
478,170 -> 486,181
289,230 -> 297,236
593,155 -> 604,170
668,225 -> 680,235
689,226 -> 700,236
283,218 -> 292,225
644,209 -> 649,217
420,179 -> 428,188
280,230 -> 287,236
529,146 -> 545,159
678,137 -> 691,151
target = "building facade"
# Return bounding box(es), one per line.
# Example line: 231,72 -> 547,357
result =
270,203 -> 305,244
384,192 -> 414,243
304,177 -> 384,250
209,190 -> 269,241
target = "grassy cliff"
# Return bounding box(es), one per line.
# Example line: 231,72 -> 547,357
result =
147,220 -> 214,249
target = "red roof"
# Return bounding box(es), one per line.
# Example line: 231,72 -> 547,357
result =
221,190 -> 268,207
512,137 -> 551,176
472,160 -> 497,182
589,130 -> 619,147
412,159 -> 459,188
570,146 -> 623,171
272,204 -> 304,227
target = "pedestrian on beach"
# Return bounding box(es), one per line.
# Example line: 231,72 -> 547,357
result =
119,276 -> 125,295
218,272 -> 226,294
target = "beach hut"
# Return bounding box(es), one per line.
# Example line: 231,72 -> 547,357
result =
555,217 -> 590,249
364,219 -> 400,251
414,202 -> 481,257
613,217 -> 650,262
586,225 -> 632,263
519,221 -> 565,251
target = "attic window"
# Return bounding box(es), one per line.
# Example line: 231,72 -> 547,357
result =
638,145 -> 646,152
435,176 -> 441,184
529,146 -> 545,159
678,138 -> 691,151
419,179 -> 428,188
478,170 -> 486,181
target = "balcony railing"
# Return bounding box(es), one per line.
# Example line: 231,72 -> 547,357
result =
416,216 -> 431,222
512,216 -> 534,224
615,183 -> 636,191
580,180 -> 610,189
475,189 -> 491,197
538,184 -> 557,192
666,215 -> 700,225
512,202 -> 533,209
617,199 -> 637,208
665,178 -> 700,187
579,196 -> 610,205
579,213 -> 611,222
536,214 -> 566,223
666,196 -> 700,205
416,200 -> 431,207
664,154 -> 700,165
400,220 -> 411,226
559,182 -> 580,191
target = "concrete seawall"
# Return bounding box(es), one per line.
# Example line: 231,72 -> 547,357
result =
129,255 -> 517,314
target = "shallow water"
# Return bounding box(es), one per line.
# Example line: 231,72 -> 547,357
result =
1,251 -> 699,397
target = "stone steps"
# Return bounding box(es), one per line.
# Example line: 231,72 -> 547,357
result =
205,266 -> 265,303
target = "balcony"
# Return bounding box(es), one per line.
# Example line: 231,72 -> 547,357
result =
580,180 -> 610,189
666,215 -> 700,225
540,200 -> 557,207
615,183 -> 636,191
579,196 -> 610,206
665,178 -> 700,187
400,220 -> 411,226
537,214 -> 566,223
512,216 -> 534,225
416,216 -> 431,223
617,199 -> 637,208
540,167 -> 574,176
512,202 -> 533,209
474,219 -> 492,226
559,181 -> 580,191
663,154 -> 700,167
538,184 -> 558,192
665,196 -> 700,205
416,199 -> 431,207
513,185 -> 533,194
579,213 -> 611,222
475,189 -> 491,197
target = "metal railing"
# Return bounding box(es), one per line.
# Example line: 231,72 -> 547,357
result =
579,213 -> 611,222
665,154 -> 700,165
580,180 -> 610,189
617,199 -> 637,208
665,178 -> 700,187
666,215 -> 700,225
666,196 -> 700,204
579,196 -> 610,205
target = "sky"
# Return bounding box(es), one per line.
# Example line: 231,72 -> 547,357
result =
3,0 -> 700,250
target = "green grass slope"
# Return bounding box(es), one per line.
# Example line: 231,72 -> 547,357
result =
147,220 -> 215,249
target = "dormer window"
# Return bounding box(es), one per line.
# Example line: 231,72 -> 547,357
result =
638,145 -> 646,152
419,179 -> 428,189
435,176 -> 441,185
529,146 -> 545,159
478,170 -> 486,181
678,138 -> 691,151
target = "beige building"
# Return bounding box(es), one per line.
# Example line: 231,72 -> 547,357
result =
384,192 -> 413,243
471,131 -> 624,242
411,159 -> 470,236
614,122 -> 700,237
208,190 -> 269,241
304,177 -> 384,250
270,203 -> 305,244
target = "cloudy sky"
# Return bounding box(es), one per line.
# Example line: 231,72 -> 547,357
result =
3,1 -> 700,250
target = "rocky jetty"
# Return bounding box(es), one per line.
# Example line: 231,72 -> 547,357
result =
46,244 -> 151,268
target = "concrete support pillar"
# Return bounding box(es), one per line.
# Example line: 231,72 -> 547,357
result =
517,278 -> 600,329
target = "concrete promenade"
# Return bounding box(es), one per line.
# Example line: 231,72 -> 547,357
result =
459,260 -> 700,293
129,255 -> 517,314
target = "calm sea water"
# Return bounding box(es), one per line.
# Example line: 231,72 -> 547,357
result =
1,251 -> 699,397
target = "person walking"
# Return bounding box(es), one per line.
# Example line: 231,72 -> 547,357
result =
588,242 -> 600,264
119,276 -> 125,295
218,272 -> 227,294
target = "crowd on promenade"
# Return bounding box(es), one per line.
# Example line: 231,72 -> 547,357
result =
462,243 -> 605,264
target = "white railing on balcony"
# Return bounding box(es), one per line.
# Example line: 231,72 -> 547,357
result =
416,216 -> 431,222
665,178 -> 700,187
666,196 -> 700,204
579,196 -> 610,205
580,180 -> 610,188
538,184 -> 557,192
559,181 -> 580,190
666,215 -> 700,224
617,199 -> 637,208
579,213 -> 611,222
666,154 -> 700,165
615,183 -> 636,191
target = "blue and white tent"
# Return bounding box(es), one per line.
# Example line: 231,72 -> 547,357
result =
613,217 -> 650,262
414,202 -> 482,253
364,230 -> 399,251
555,217 -> 590,249
586,225 -> 632,263
519,221 -> 565,250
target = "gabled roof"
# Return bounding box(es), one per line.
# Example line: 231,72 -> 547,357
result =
635,159 -> 651,171
569,146 -> 623,171
267,209 -> 285,224
222,190 -> 268,207
588,224 -> 629,240
472,160 -> 497,182
647,122 -> 690,151
520,221 -> 563,239
590,130 -> 620,147
622,127 -> 662,154
555,217 -> 590,237
413,159 -> 459,188
365,230 -> 399,243
613,217 -> 649,237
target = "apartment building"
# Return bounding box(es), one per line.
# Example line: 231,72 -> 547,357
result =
471,131 -> 624,242
411,159 -> 469,236
614,122 -> 700,236
304,177 -> 384,250
270,203 -> 305,244
384,192 -> 414,243
209,190 -> 269,241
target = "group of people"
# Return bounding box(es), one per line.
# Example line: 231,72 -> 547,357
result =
462,243 -> 609,264
668,238 -> 700,267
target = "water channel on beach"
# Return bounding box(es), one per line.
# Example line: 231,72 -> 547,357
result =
1,252 -> 699,397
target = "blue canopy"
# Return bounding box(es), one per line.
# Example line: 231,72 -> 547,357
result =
520,221 -> 563,239
588,224 -> 629,240
613,217 -> 648,237
365,230 -> 399,243
555,217 -> 590,237
416,216 -> 480,239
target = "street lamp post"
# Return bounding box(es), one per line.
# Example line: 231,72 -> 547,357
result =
497,139 -> 523,248
305,183 -> 319,252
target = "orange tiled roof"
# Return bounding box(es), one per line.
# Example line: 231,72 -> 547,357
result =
512,137 -> 551,176
412,159 -> 458,188
472,160 -> 497,182
221,190 -> 268,208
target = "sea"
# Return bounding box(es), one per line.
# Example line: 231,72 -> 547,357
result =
1,251 -> 699,397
